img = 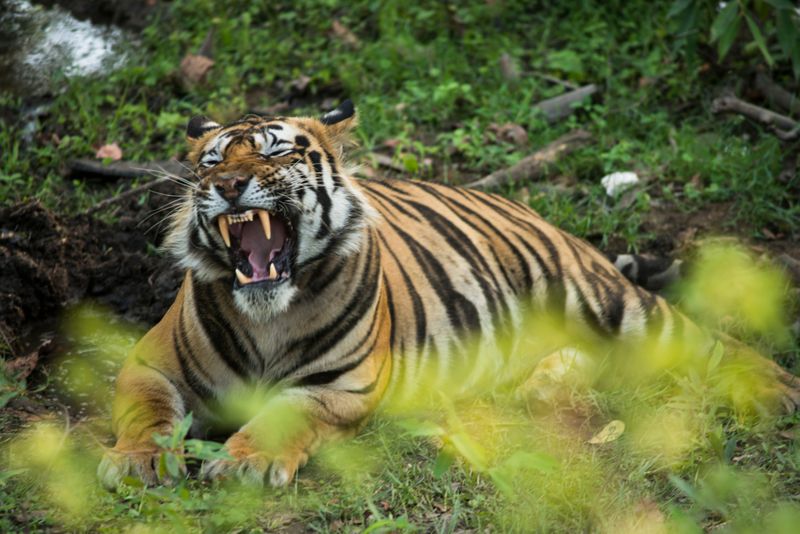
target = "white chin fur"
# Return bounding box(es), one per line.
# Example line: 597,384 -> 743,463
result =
233,283 -> 298,321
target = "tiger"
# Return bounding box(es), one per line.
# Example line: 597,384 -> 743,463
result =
97,100 -> 800,489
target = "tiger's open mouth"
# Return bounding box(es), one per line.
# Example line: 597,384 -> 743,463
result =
216,209 -> 294,288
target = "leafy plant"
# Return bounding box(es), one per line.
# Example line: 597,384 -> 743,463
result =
669,0 -> 800,77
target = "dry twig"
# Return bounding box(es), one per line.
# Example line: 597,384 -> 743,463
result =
534,84 -> 598,123
711,95 -> 797,132
369,152 -> 406,173
755,72 -> 800,116
84,176 -> 174,215
465,130 -> 593,190
69,159 -> 184,180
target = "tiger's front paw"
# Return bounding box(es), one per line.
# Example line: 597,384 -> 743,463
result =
199,432 -> 308,488
98,447 -> 186,490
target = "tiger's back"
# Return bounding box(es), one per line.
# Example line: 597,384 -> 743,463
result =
360,177 -> 674,397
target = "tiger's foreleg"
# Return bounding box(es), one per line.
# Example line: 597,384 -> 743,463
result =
200,386 -> 370,487
97,357 -> 186,489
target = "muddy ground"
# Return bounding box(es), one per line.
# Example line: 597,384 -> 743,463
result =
0,183 -> 183,351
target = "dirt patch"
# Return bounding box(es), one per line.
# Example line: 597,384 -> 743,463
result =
0,183 -> 183,354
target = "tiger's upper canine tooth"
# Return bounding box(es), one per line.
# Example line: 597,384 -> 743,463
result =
258,210 -> 271,240
236,268 -> 252,285
218,217 -> 231,247
269,263 -> 278,280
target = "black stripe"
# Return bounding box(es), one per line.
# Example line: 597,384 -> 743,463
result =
324,149 -> 343,188
191,279 -> 256,378
173,321 -> 215,400
308,151 -> 333,239
297,288 -> 383,387
365,182 -> 422,220
425,183 -> 530,294
572,278 -> 607,336
281,234 -> 381,376
383,215 -> 481,334
404,198 -> 503,333
378,232 -> 427,352
304,255 -> 348,295
344,349 -> 390,395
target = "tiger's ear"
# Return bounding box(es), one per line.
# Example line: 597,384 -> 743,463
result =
319,100 -> 357,150
186,115 -> 222,141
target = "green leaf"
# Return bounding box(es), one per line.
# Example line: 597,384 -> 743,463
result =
711,1 -> 739,42
488,467 -> 514,496
776,11 -> 799,57
185,439 -> 233,461
171,412 -> 193,448
158,453 -> 168,479
164,452 -> 182,478
151,432 -> 172,449
711,2 -> 741,60
764,0 -> 796,10
0,390 -> 18,409
0,468 -> 27,484
745,13 -> 775,66
502,451 -> 559,473
667,0 -> 694,18
432,448 -> 455,478
449,432 -> 487,471
669,474 -> 701,504
707,340 -> 724,374
793,45 -> 800,80
396,418 -> 444,437
402,153 -> 418,174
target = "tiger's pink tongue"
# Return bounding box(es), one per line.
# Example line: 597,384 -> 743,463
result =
240,217 -> 287,281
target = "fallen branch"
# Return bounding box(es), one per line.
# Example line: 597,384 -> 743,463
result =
711,95 -> 797,132
369,152 -> 406,173
534,84 -> 598,123
755,72 -> 800,116
84,175 -> 175,215
69,159 -> 185,180
465,130 -> 593,190
772,125 -> 800,142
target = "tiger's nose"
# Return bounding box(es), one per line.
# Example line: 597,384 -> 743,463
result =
214,175 -> 251,200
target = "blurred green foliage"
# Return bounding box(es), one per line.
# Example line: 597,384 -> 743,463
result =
1,244 -> 799,531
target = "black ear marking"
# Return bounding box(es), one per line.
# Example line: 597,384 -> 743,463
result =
187,115 -> 222,140
320,99 -> 355,125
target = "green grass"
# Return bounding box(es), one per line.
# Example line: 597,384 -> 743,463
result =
1,1 -> 797,245
2,0 -> 800,532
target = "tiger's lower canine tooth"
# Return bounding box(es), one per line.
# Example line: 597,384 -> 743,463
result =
258,210 -> 271,240
269,263 -> 278,280
235,268 -> 252,285
218,217 -> 231,247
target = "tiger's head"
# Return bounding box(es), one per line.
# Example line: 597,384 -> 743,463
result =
165,101 -> 376,320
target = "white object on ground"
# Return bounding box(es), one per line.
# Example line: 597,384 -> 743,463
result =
601,171 -> 639,196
